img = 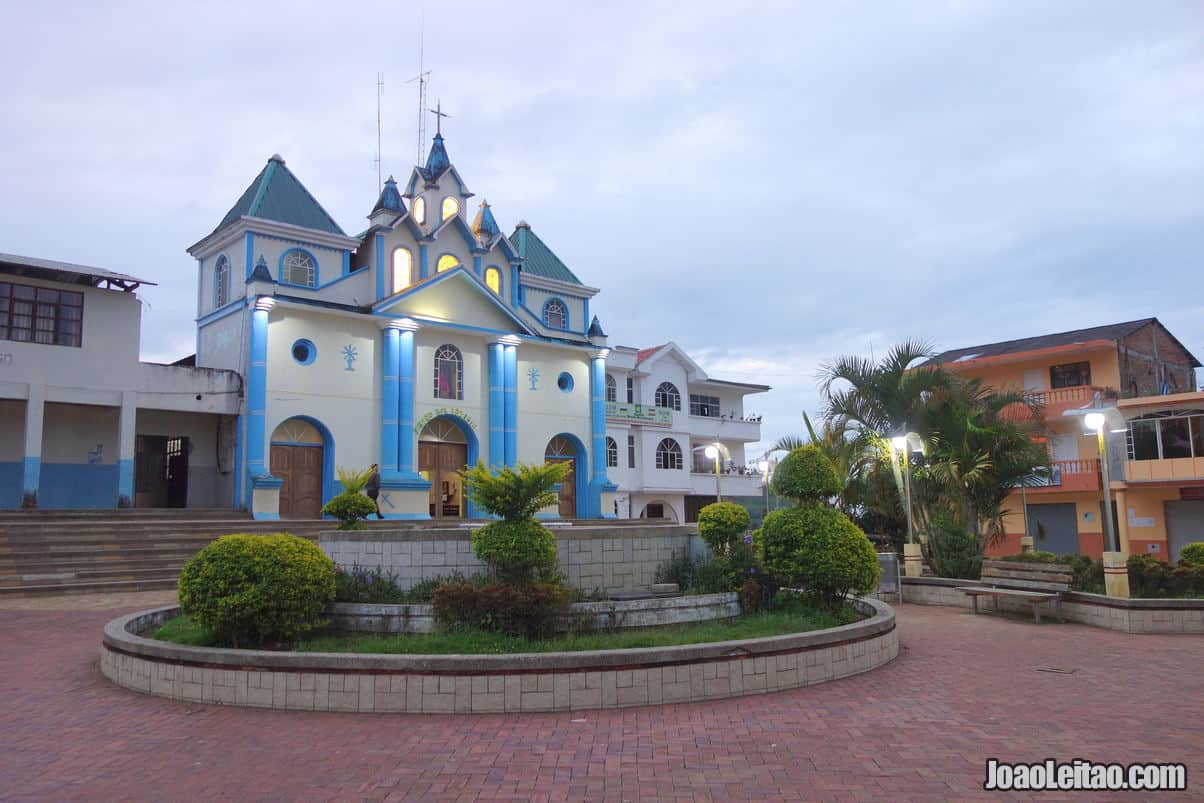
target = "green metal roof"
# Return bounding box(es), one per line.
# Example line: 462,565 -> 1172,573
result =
213,155 -> 346,236
508,222 -> 582,285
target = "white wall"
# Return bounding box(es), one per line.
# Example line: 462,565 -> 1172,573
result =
197,251 -> 248,316
196,308 -> 246,372
522,285 -> 586,335
515,342 -> 593,465
413,328 -> 490,463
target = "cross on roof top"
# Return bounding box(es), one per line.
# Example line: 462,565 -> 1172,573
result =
428,100 -> 450,136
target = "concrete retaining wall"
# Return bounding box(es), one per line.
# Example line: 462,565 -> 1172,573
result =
330,593 -> 741,635
100,597 -> 897,714
320,524 -> 701,592
901,577 -> 1204,634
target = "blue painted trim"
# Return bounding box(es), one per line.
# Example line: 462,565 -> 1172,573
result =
37,463 -> 119,509
472,255 -> 482,275
233,414 -> 244,510
372,266 -> 535,333
544,431 -> 591,518
488,342 -> 505,468
434,252 -> 463,274
375,234 -> 385,301
277,246 -> 320,289
541,296 -> 571,330
583,298 -> 590,335
419,244 -> 429,279
381,327 -> 400,473
342,250 -> 351,276
557,371 -> 575,393
385,512 -> 433,520
252,512 -> 281,521
246,305 -> 270,491
398,329 -> 416,474
269,440 -> 322,448
589,356 -> 610,515
380,477 -> 433,491
503,345 -> 518,466
21,456 -> 40,509
509,265 -> 518,306
270,414 -> 336,506
291,338 -> 317,366
253,474 -> 284,489
196,297 -> 248,328
116,458 -> 134,508
535,512 -> 560,520
387,246 -> 414,297
244,232 -> 255,280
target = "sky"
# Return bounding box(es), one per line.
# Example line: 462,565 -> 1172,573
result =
2,0 -> 1202,458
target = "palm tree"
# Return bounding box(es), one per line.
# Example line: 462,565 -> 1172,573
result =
818,339 -> 950,439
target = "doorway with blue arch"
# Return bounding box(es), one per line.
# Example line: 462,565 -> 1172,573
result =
544,433 -> 589,518
269,416 -> 334,519
418,414 -> 479,519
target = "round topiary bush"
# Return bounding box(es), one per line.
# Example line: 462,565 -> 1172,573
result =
321,491 -> 378,530
697,501 -> 751,555
771,445 -> 842,504
757,505 -> 879,608
471,519 -> 558,584
1180,542 -> 1204,567
178,533 -> 336,647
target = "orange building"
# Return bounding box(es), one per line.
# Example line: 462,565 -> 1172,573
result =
930,318 -> 1203,561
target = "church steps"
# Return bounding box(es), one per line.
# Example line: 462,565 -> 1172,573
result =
0,577 -> 179,597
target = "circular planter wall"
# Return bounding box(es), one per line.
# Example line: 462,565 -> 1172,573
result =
101,597 -> 898,714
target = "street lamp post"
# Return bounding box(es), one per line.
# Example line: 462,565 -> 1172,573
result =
1085,411 -> 1129,598
891,435 -> 914,545
892,434 -> 924,578
704,444 -> 722,502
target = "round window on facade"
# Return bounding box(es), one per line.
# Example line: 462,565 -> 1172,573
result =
557,371 -> 574,393
292,339 -> 317,365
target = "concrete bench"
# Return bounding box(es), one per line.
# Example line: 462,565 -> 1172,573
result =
958,559 -> 1071,624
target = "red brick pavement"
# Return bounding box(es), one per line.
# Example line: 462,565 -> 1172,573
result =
1,603 -> 1201,802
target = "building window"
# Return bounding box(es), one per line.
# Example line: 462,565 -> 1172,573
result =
689,394 -> 720,417
655,438 -> 683,470
484,266 -> 502,295
436,254 -> 461,273
434,344 -> 464,400
655,382 -> 681,411
291,338 -> 317,365
627,434 -> 636,468
543,299 -> 568,329
1050,361 -> 1091,389
0,282 -> 83,347
645,503 -> 664,518
392,248 -> 412,294
626,377 -> 634,404
557,371 -> 574,393
213,255 -> 230,308
281,249 -> 316,287
1129,410 -> 1204,461
605,374 -> 617,402
412,196 -> 426,225
605,436 -> 618,468
441,196 -> 459,221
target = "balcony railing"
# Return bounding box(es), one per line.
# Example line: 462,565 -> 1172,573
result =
1022,385 -> 1105,418
1026,458 -> 1100,493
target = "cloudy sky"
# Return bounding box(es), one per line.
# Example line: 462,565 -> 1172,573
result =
2,0 -> 1201,456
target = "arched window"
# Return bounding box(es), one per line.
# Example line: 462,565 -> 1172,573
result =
605,436 -> 618,468
281,249 -> 316,287
437,253 -> 461,273
441,196 -> 459,221
213,255 -> 230,308
605,374 -> 617,403
484,266 -> 502,295
412,196 -> 426,225
543,298 -> 568,329
655,438 -> 683,470
654,382 -> 681,411
391,247 -> 412,294
434,344 -> 463,400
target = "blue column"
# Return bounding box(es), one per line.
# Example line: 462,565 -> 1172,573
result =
375,234 -> 386,300
472,255 -> 482,275
244,232 -> 255,280
246,300 -> 271,487
503,343 -> 518,465
419,244 -> 429,279
21,385 -> 44,509
342,250 -> 351,276
488,342 -> 505,467
380,325 -> 400,474
398,325 -> 418,474
116,393 -> 136,508
587,353 -> 612,518
509,265 -> 519,305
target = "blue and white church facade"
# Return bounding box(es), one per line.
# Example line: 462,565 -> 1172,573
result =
187,134 -> 617,520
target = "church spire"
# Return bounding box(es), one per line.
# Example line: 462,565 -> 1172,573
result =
422,133 -> 450,178
471,199 -> 500,240
372,175 -> 404,214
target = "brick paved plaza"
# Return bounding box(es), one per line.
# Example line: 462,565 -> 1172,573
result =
1,594 -> 1200,801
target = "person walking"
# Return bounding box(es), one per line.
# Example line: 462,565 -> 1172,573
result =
365,463 -> 383,519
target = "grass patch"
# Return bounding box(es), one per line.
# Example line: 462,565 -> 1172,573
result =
154,598 -> 862,655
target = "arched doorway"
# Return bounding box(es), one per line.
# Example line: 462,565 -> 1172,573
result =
270,417 -> 330,519
545,434 -> 586,518
418,416 -> 475,519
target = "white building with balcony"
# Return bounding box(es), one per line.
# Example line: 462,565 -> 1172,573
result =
602,343 -> 769,523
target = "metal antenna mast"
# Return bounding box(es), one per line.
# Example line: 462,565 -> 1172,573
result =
375,71 -> 385,189
407,9 -> 430,165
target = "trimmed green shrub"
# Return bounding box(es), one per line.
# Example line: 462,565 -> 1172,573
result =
1127,555 -> 1204,598
757,506 -> 879,608
771,446 -> 842,504
923,515 -> 982,579
697,501 -> 751,555
321,491 -> 377,530
471,519 -> 558,584
1180,542 -> 1204,567
1000,551 -> 1061,564
432,580 -> 573,639
1063,554 -> 1105,594
334,566 -> 483,604
461,461 -> 568,521
178,533 -> 335,647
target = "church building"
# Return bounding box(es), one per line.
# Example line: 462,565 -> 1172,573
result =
187,129 -> 616,520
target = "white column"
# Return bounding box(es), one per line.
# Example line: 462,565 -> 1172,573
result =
116,391 -> 137,508
22,384 -> 44,509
